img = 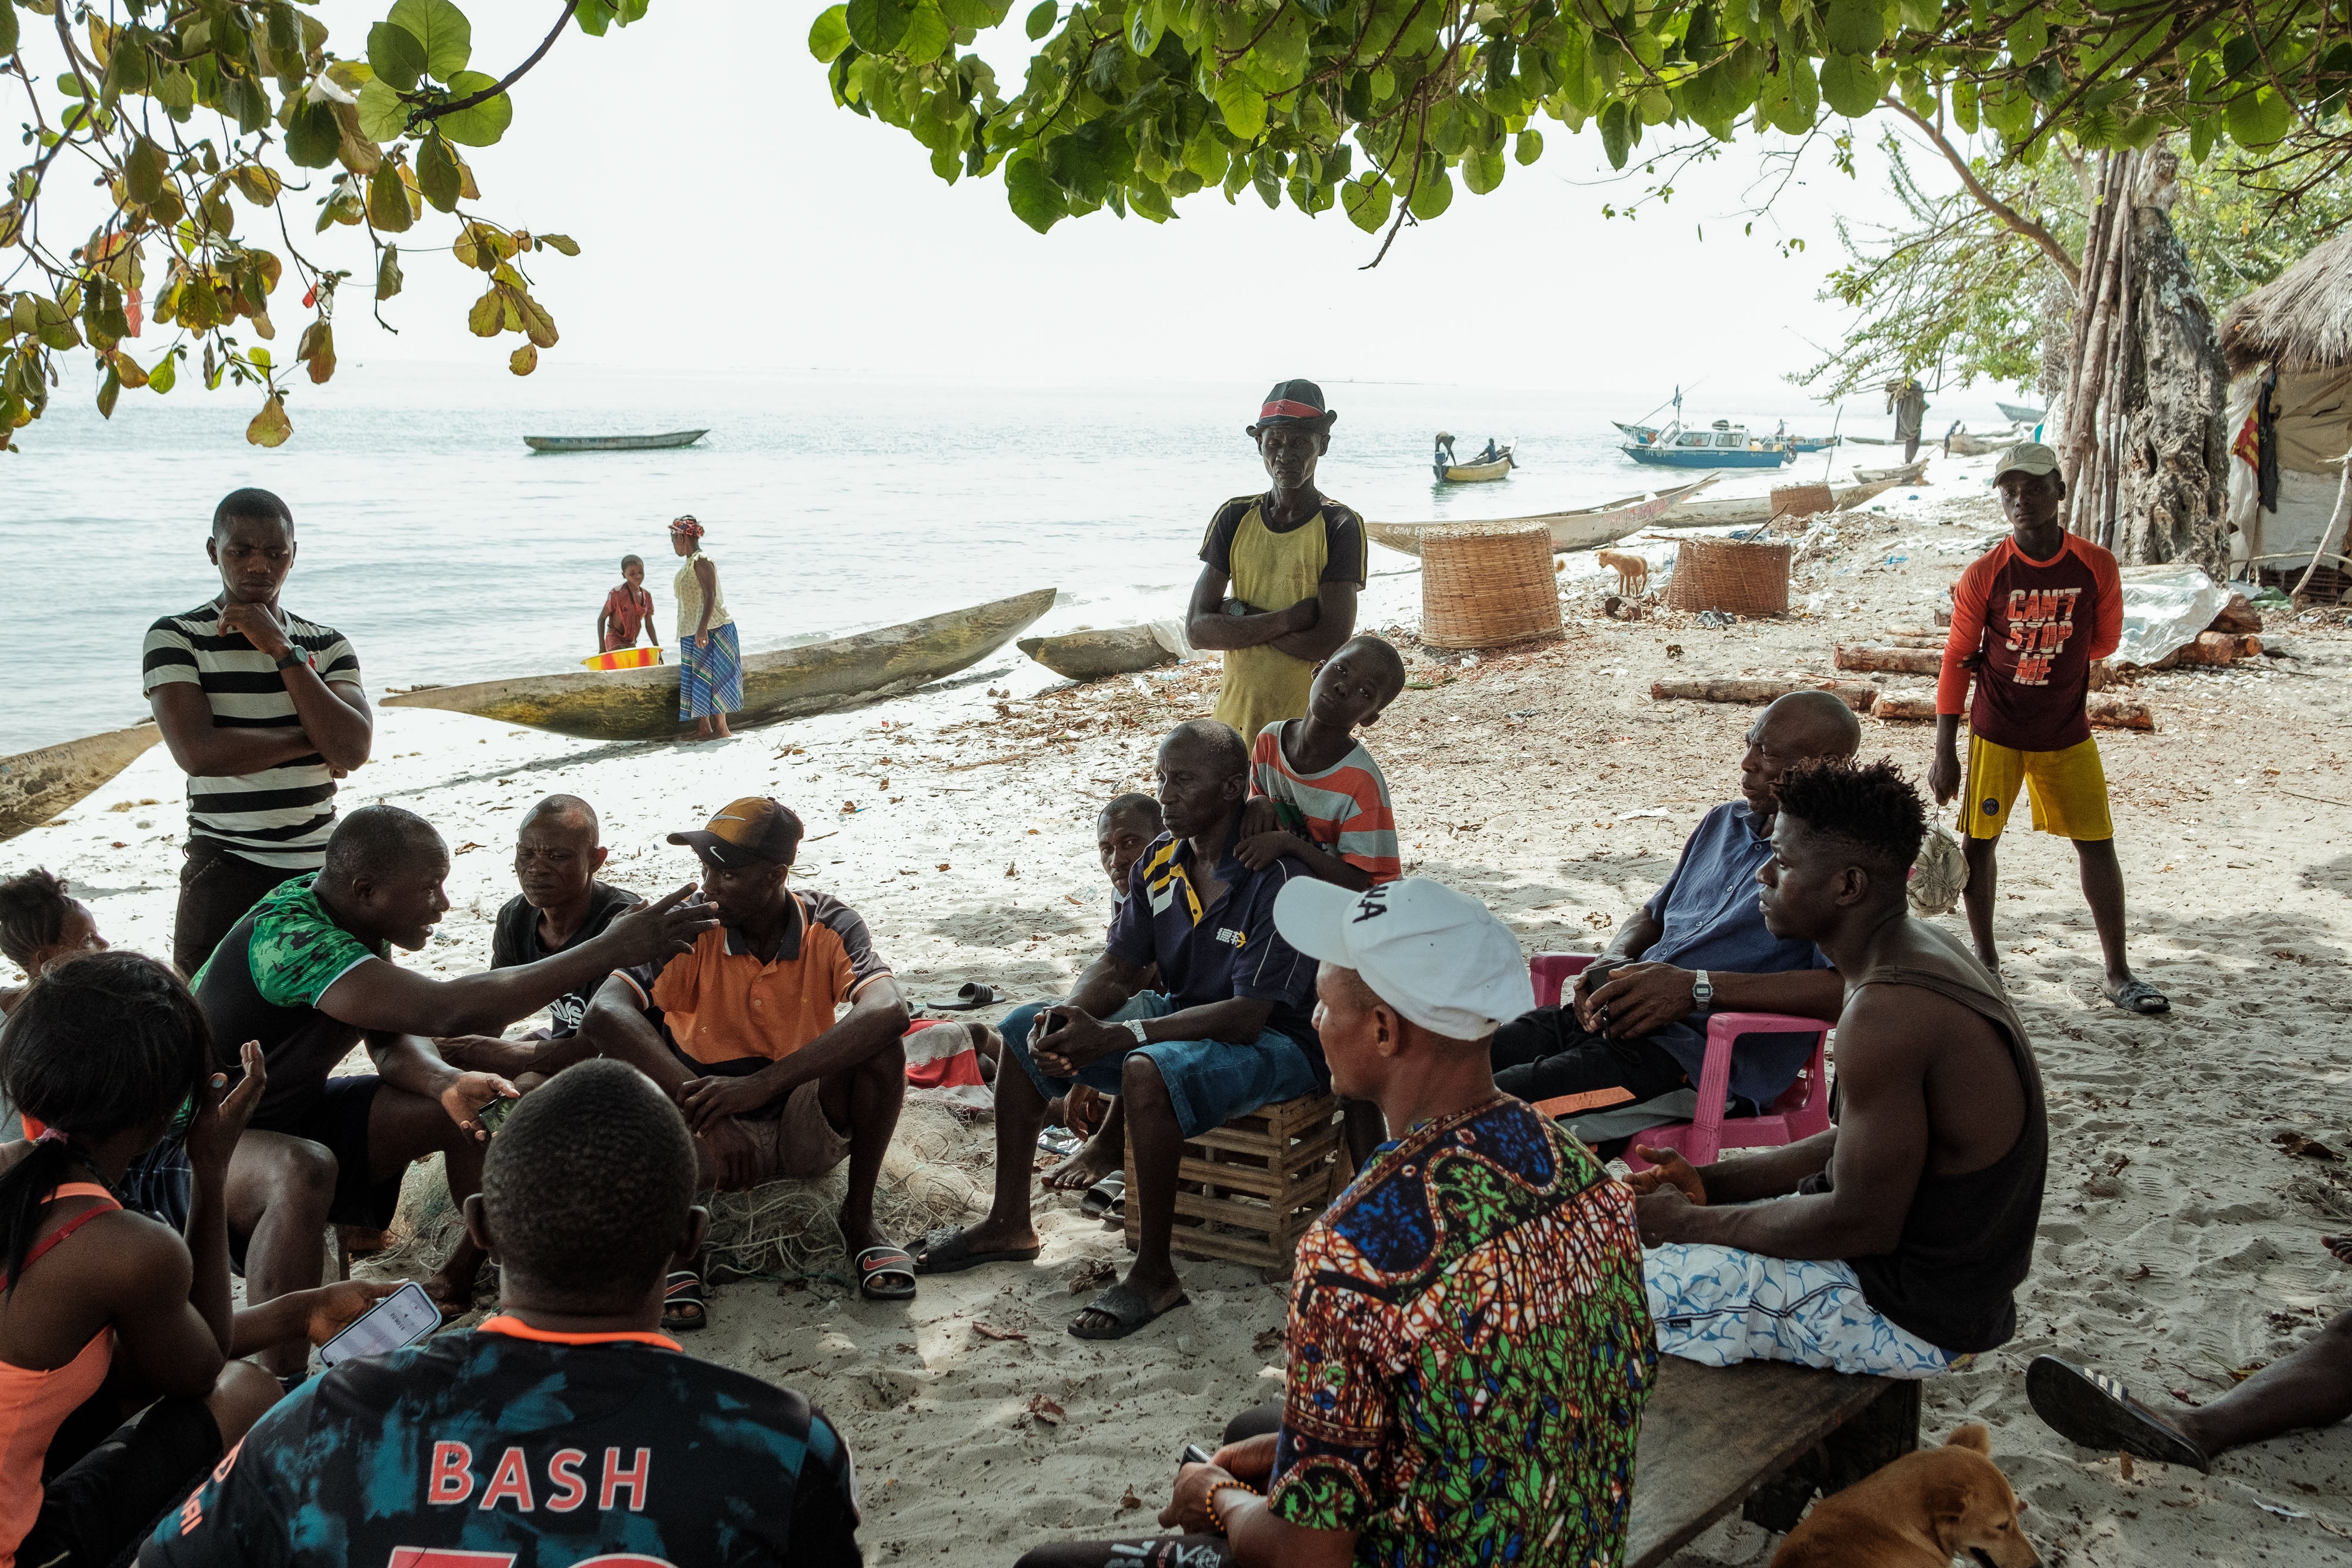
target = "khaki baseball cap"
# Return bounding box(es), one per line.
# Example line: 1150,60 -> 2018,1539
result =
1992,441 -> 2060,481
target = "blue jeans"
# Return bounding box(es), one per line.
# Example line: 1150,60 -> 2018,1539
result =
1000,994 -> 1321,1139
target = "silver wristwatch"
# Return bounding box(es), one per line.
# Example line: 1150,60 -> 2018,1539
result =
1690,969 -> 1713,1009
1126,1018 -> 1150,1045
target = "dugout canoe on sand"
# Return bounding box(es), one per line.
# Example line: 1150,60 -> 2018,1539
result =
1019,621 -> 1186,681
1366,476 -> 1719,559
385,589 -> 1056,742
1852,457 -> 1933,484
0,723 -> 162,842
1650,474 -> 1908,529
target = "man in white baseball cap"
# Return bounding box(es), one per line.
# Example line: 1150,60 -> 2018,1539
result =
1103,876 -> 1653,1568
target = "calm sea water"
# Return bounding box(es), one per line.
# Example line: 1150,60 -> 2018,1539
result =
2,365 -> 2019,753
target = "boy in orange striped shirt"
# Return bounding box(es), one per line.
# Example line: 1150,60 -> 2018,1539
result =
1235,634 -> 1407,889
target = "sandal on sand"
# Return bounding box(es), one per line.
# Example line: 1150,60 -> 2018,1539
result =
2104,978 -> 2170,1015
856,1244 -> 918,1302
1070,1282 -> 1188,1342
911,1225 -> 1041,1275
2026,1356 -> 2208,1471
662,1268 -> 709,1333
1081,1171 -> 1125,1219
924,982 -> 998,1012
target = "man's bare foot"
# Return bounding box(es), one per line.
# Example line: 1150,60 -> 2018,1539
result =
1043,1130 -> 1121,1192
425,1244 -> 490,1321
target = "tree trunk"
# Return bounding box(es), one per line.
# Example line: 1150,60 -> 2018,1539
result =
2112,151 -> 2231,576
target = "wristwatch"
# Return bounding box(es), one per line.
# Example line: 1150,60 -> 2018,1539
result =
273,648 -> 306,670
1125,1018 -> 1151,1045
1690,969 -> 1713,1009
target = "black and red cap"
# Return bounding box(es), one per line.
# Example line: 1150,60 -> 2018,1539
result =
668,796 -> 804,868
1253,378 -> 1337,432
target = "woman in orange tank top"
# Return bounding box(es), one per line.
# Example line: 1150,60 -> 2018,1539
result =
0,954 -> 393,1568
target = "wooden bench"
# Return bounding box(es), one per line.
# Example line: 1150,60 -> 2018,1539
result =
1627,1358 -> 1922,1566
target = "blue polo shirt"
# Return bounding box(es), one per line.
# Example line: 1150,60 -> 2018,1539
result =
1638,801 -> 1836,1105
1108,830 -> 1324,1075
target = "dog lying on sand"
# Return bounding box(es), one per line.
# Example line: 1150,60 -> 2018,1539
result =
1771,1423 -> 2037,1568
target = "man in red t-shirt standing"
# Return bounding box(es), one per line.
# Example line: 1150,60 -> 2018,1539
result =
1928,442 -> 2169,1015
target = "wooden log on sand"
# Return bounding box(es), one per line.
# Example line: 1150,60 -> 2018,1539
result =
2170,631 -> 2263,666
1872,691 -> 2156,730
2210,593 -> 2264,634
1651,678 -> 1882,712
1835,644 -> 1943,675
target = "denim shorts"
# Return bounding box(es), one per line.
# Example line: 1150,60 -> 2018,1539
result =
1000,994 -> 1321,1139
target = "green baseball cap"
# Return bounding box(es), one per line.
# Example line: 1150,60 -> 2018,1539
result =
1992,440 -> 2060,481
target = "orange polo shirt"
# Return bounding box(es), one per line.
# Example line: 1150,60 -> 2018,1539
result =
613,890 -> 891,1066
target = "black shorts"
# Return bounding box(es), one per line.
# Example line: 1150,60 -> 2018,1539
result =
172,839 -> 307,979
19,1396 -> 222,1568
262,1074 -> 403,1230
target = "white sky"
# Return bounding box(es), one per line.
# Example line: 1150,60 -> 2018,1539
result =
35,3 -> 1999,404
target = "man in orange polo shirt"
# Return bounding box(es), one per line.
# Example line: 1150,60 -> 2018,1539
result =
567,797 -> 916,1323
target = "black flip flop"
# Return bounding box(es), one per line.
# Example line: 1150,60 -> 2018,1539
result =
911,1225 -> 1041,1275
923,982 -> 998,1012
856,1243 -> 918,1302
2104,978 -> 2170,1015
2026,1356 -> 2209,1470
1070,1282 -> 1188,1341
662,1268 -> 709,1333
1081,1171 -> 1125,1219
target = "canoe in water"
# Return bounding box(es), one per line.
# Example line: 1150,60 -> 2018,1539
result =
1366,477 -> 1718,559
385,589 -> 1056,742
0,723 -> 163,842
1019,621 -> 1185,680
522,430 -> 708,453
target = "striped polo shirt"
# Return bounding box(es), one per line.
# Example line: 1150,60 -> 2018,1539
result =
141,600 -> 362,868
1248,721 -> 1402,883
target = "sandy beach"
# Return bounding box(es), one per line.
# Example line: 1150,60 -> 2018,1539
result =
13,460 -> 2352,1566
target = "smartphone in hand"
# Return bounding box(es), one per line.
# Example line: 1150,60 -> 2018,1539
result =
1180,1443 -> 1215,1468
476,1095 -> 516,1137
318,1280 -> 443,1367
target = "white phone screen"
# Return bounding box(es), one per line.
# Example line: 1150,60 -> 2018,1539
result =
318,1280 -> 443,1366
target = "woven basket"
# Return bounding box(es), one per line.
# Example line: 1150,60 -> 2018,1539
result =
1666,536 -> 1793,616
1420,522 -> 1563,648
1771,483 -> 1835,524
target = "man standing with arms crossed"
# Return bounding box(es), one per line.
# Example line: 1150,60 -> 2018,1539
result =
1928,442 -> 2167,1014
144,489 -> 372,978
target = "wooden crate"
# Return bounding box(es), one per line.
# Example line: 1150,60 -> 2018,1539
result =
1124,1094 -> 1344,1275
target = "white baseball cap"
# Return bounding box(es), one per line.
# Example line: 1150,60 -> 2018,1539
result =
1273,877 -> 1535,1042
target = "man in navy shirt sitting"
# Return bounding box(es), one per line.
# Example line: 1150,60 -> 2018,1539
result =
1491,691 -> 1858,1149
914,720 -> 1324,1340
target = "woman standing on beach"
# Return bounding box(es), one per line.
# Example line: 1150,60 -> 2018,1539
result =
669,517 -> 739,741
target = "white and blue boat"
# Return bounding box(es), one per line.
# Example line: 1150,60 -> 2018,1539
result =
1622,417 -> 1793,470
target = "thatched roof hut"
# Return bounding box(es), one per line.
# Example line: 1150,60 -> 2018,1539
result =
2219,232 -> 2352,592
2221,228 -> 2352,377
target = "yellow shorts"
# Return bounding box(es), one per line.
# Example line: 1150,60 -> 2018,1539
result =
1959,734 -> 2113,841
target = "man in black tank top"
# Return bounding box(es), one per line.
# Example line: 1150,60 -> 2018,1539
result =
1628,759 -> 2048,1377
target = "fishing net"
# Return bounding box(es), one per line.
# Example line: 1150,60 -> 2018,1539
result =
1908,820 -> 1970,917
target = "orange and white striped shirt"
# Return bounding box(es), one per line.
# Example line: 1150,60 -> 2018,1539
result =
1249,721 -> 1401,884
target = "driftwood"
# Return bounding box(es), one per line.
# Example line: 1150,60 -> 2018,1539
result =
1835,644 -> 1944,675
1651,678 -> 1882,712
2170,631 -> 2263,666
1872,692 -> 2156,730
1878,633 -> 1946,650
2209,593 -> 2264,634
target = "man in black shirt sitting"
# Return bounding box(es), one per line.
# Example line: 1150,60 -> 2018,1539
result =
142,1058 -> 863,1568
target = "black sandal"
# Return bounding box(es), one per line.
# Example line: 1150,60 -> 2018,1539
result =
662,1267 -> 709,1333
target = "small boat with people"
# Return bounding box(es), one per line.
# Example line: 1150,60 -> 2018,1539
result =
386,589 -> 1055,741
1,722 -> 162,842
1621,419 -> 1836,454
1366,476 -> 1719,557
1625,417 -> 1792,470
1432,432 -> 1515,483
523,429 -> 709,453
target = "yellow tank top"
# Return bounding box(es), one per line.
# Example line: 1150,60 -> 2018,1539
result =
674,551 -> 733,638
1212,502 -> 1331,745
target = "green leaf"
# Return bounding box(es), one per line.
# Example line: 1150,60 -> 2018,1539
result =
1514,127 -> 1544,165
1950,78 -> 1979,135
417,132 -> 462,210
1461,144 -> 1505,195
247,395 -> 293,449
123,136 -> 168,205
1025,0 -> 1056,39
148,351 -> 177,394
2007,8 -> 2046,63
388,0 -> 473,81
1819,52 -> 1882,117
1406,162 -> 1452,220
1896,0 -> 1937,30
1004,152 -> 1067,232
436,71 -> 513,146
1822,0 -> 1884,55
539,233 -> 580,256
356,76 -> 410,141
901,3 -> 951,59
1599,98 -> 1632,168
223,76 -> 272,136
467,286 -> 503,336
286,98 -> 341,167
1215,76 -> 1266,139
848,0 -> 913,51
0,5 -> 16,55
367,165 -> 413,232
809,5 -> 853,62
368,20 -> 429,92
2227,83 -> 2294,147
97,366 -> 122,420
1342,172 -> 1392,233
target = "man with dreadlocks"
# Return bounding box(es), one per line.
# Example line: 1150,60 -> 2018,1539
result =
1629,758 -> 2050,1379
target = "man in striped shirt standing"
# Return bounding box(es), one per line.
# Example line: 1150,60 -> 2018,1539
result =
144,489 -> 373,977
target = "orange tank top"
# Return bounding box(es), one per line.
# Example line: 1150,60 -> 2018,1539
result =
0,1182 -> 121,1568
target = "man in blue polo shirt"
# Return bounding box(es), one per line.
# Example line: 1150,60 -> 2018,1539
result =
1490,691 -> 1857,1151
913,720 -> 1322,1340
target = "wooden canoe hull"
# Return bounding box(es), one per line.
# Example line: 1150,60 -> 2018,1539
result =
385,589 -> 1056,742
1852,459 -> 1932,483
1367,478 -> 1719,559
1943,426 -> 2026,456
522,429 -> 708,453
0,723 -> 163,841
1435,457 -> 1515,482
1651,476 -> 1905,529
1019,624 -> 1182,681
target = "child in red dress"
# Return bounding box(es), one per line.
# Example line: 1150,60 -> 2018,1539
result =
596,554 -> 657,653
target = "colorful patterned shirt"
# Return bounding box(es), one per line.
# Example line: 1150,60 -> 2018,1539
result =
1268,1097 -> 1654,1567
191,874 -> 386,1127
1249,721 -> 1401,884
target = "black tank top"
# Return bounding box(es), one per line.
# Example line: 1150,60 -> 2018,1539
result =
1801,918 -> 2047,1354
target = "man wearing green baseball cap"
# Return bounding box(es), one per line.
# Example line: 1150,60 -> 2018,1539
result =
1927,442 -> 2167,1014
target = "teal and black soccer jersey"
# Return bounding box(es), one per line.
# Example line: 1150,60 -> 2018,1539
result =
141,1318 -> 861,1568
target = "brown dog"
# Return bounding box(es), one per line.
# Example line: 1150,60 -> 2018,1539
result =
1596,548 -> 1649,598
1770,1424 -> 2037,1568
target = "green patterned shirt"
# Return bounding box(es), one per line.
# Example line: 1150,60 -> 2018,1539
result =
192,875 -> 387,1126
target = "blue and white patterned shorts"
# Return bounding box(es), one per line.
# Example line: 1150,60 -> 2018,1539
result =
1645,1242 -> 1960,1379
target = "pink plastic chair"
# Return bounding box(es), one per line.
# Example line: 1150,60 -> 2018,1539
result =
1525,953 -> 1833,1172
